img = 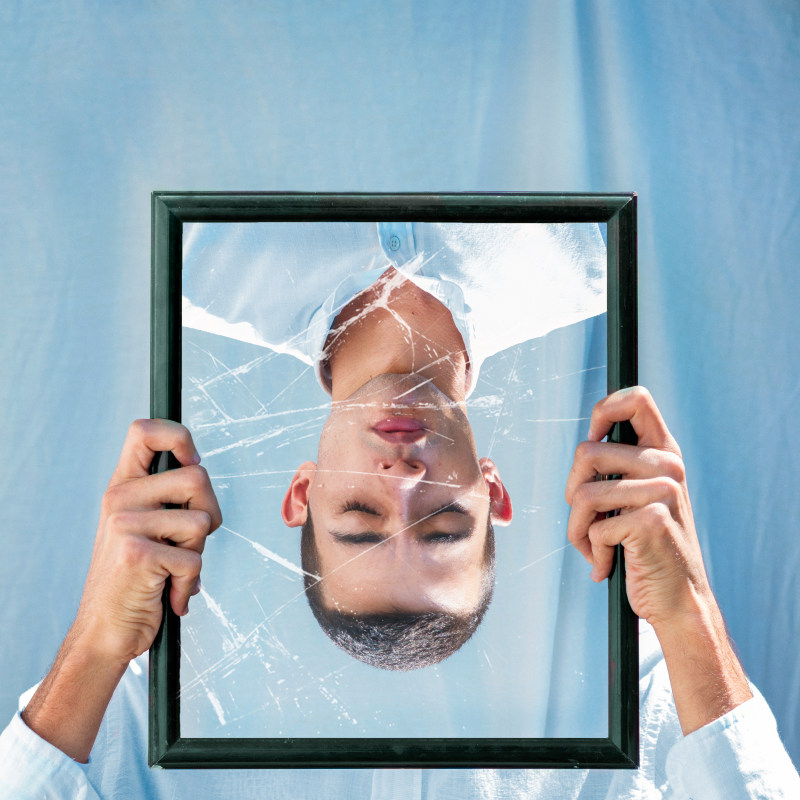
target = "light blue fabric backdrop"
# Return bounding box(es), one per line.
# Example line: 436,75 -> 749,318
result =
1,0 -> 798,770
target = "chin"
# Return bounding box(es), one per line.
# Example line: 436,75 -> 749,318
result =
347,373 -> 452,407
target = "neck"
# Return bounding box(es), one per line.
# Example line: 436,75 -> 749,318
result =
324,268 -> 470,402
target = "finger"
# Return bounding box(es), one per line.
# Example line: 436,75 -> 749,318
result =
566,441 -> 686,503
105,508 -> 212,553
567,477 -> 682,557
110,419 -> 201,485
588,529 -> 616,583
587,387 -> 680,454
158,545 -> 202,617
567,510 -> 605,564
104,465 -> 223,532
583,504 -> 676,583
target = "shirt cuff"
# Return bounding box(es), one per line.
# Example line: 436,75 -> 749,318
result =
0,712 -> 99,799
665,689 -> 800,799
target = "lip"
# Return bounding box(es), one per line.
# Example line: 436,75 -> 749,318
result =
373,416 -> 428,443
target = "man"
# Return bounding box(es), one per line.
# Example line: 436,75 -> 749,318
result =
281,266 -> 513,669
182,220 -> 604,670
2,387 -> 798,798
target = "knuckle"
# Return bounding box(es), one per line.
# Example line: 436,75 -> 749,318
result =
572,482 -> 594,508
187,510 -> 212,541
174,422 -> 193,447
643,502 -> 672,531
186,550 -> 202,577
566,528 -> 579,544
181,464 -> 210,493
193,508 -> 212,530
660,452 -> 686,483
587,519 -> 606,545
118,534 -> 152,568
129,418 -> 151,439
629,385 -> 651,405
653,476 -> 681,502
105,510 -> 137,534
101,483 -> 126,513
573,440 -> 594,464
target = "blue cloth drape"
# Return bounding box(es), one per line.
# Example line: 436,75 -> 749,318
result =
1,0 -> 798,768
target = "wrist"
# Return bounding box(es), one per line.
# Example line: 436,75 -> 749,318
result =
22,625 -> 130,762
652,589 -> 752,735
650,583 -> 725,645
64,619 -> 137,675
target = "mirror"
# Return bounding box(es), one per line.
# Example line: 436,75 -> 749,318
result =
150,194 -> 638,768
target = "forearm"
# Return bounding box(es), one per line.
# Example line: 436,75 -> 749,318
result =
21,627 -> 129,763
653,589 -> 752,736
17,421 -> 215,766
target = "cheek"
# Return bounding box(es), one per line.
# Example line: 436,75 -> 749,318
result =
443,445 -> 484,483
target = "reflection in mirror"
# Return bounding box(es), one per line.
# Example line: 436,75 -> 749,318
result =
180,222 -> 609,738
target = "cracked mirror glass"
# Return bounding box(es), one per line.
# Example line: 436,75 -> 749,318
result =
179,221 -> 609,739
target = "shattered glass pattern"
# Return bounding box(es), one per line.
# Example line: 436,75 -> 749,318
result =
179,223 -> 609,739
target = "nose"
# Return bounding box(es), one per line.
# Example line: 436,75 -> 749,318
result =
377,457 -> 426,481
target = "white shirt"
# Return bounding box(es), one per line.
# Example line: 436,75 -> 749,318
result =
2,622 -> 798,799
181,221 -> 607,395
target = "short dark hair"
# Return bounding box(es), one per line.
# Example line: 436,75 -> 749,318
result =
300,509 -> 495,671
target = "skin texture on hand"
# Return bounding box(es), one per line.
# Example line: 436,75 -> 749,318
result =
21,419 -> 221,763
566,387 -> 752,735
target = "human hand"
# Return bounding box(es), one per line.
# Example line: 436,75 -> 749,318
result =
565,386 -> 711,630
21,419 -> 221,761
71,419 -> 222,668
565,387 -> 751,734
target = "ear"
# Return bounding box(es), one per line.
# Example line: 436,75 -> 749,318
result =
479,457 -> 513,526
281,461 -> 317,527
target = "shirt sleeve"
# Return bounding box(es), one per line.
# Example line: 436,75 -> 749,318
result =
664,688 -> 800,799
0,712 -> 101,800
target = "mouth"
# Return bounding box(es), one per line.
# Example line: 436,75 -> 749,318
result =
373,416 -> 428,443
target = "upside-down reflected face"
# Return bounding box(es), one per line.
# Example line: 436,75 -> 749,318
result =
282,373 -> 513,616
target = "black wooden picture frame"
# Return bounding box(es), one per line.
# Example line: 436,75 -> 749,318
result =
149,191 -> 638,769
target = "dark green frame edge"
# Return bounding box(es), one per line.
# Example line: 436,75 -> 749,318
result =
149,192 -> 639,769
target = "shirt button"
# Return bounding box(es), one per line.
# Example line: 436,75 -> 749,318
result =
387,235 -> 401,251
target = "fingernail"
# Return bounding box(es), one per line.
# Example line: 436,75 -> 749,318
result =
191,578 -> 202,596
192,449 -> 201,465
